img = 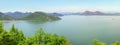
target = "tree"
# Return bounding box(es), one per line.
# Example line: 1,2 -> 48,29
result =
0,23 -> 4,33
111,41 -> 120,45
93,39 -> 106,45
0,23 -> 68,45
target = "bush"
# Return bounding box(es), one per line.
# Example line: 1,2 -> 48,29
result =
0,23 -> 67,45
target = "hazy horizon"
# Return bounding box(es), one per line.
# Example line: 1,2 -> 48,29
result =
0,0 -> 120,12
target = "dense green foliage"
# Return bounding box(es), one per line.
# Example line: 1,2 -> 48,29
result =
93,39 -> 106,45
0,23 -> 67,45
93,39 -> 120,45
23,12 -> 61,21
0,12 -> 61,21
0,12 -> 13,20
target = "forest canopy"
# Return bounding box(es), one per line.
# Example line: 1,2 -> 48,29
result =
0,23 -> 68,45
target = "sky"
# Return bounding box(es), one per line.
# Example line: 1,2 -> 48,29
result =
0,0 -> 120,12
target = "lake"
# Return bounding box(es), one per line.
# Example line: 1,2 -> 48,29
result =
3,15 -> 120,45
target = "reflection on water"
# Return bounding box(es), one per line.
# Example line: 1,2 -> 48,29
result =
3,15 -> 120,45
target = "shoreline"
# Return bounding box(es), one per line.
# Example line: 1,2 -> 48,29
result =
0,19 -> 60,22
0,20 -> 24,22
0,20 -> 14,22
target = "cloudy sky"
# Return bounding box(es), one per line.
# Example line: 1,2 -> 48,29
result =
0,0 -> 120,12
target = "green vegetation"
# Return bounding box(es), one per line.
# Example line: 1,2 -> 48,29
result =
93,39 -> 120,45
93,39 -> 106,45
0,23 -> 68,45
0,12 -> 61,21
0,12 -> 14,20
23,12 -> 61,21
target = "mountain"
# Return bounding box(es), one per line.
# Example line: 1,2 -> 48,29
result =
47,13 -> 64,16
56,12 -> 81,15
1,11 -> 61,21
80,11 -> 120,15
4,11 -> 30,18
23,12 -> 61,21
58,11 -> 120,15
0,12 -> 14,20
81,11 -> 105,15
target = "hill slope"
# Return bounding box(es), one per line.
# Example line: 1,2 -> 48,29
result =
5,12 -> 30,18
0,12 -> 14,20
23,12 -> 61,21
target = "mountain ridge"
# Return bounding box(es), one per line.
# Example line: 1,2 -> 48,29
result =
0,12 -> 14,20
0,12 -> 61,21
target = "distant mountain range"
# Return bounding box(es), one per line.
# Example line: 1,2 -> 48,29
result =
60,11 -> 120,15
4,11 -> 63,18
4,12 -> 31,18
1,11 -> 120,20
0,12 -> 13,20
0,12 -> 61,21
81,11 -> 105,15
80,11 -> 120,15
3,11 -> 120,18
47,13 -> 64,16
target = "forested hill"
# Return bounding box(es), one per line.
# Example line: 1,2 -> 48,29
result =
0,12 -> 14,20
0,12 -> 61,21
23,12 -> 61,21
5,11 -> 30,18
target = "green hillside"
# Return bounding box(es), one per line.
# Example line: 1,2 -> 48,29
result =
0,12 -> 14,20
0,12 -> 61,21
23,12 -> 61,21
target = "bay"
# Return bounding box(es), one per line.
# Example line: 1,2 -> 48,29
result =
3,15 -> 120,45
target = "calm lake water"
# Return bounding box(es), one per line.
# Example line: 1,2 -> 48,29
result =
3,15 -> 120,45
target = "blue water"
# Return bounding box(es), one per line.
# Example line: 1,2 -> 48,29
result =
3,15 -> 120,45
